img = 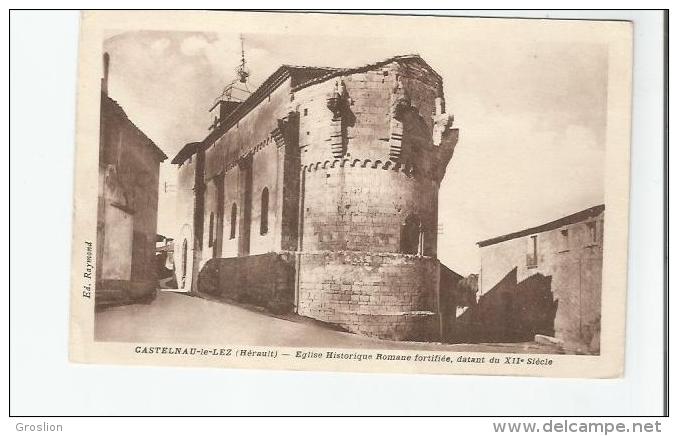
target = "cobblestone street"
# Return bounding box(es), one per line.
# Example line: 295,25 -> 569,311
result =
95,291 -> 561,354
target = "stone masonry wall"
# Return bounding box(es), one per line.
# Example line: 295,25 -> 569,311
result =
293,59 -> 443,255
290,58 -> 452,341
295,68 -> 392,165
297,251 -> 440,341
479,213 -> 604,350
197,252 -> 295,314
301,165 -> 438,254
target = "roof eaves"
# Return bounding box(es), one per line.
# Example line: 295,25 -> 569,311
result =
290,54 -> 440,92
477,204 -> 606,247
171,141 -> 203,165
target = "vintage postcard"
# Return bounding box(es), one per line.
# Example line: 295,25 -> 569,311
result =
69,10 -> 633,377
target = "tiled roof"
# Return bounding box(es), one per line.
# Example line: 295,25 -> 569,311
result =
291,54 -> 442,92
477,204 -> 605,247
102,93 -> 168,162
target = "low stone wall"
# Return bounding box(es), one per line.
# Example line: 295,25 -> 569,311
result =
95,279 -> 157,310
297,251 -> 440,341
197,252 -> 295,314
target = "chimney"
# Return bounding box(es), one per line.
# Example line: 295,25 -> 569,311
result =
102,52 -> 110,95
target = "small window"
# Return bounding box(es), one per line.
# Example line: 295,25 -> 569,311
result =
304,108 -> 308,116
558,229 -> 569,252
526,235 -> 538,268
401,215 -> 422,255
586,221 -> 598,245
230,203 -> 237,239
208,212 -> 214,247
260,188 -> 269,235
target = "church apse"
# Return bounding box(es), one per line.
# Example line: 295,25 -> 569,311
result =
173,54 -> 460,341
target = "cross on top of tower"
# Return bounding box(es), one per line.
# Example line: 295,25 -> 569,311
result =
236,34 -> 250,84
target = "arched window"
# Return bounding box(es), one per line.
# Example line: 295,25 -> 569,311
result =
260,187 -> 269,235
208,212 -> 215,247
230,203 -> 237,239
181,238 -> 188,284
400,214 -> 422,255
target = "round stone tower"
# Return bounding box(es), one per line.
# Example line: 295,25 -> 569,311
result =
293,55 -> 459,341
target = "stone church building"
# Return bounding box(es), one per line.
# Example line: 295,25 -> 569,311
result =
172,54 -> 460,341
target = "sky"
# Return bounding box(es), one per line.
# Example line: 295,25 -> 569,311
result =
103,29 -> 608,275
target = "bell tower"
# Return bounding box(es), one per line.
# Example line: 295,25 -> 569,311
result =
209,35 -> 253,131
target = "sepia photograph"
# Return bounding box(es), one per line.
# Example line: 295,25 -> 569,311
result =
68,10 -> 633,377
10,6 -> 669,422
